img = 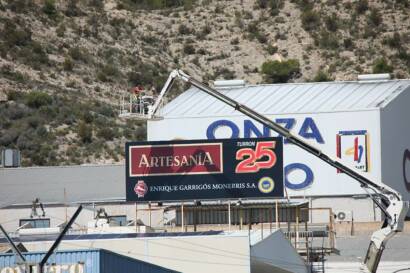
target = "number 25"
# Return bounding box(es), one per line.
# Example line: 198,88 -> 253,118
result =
235,141 -> 277,173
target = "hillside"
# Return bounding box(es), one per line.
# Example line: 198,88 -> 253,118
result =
0,0 -> 409,166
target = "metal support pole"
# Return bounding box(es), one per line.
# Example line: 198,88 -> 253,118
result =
0,224 -> 26,264
228,202 -> 231,232
248,208 -> 252,231
240,207 -> 243,230
296,207 -> 300,248
260,208 -> 263,240
39,205 -> 83,273
148,202 -> 152,227
135,202 -> 138,232
329,208 -> 335,250
275,200 -> 279,229
181,202 -> 184,232
193,206 -> 197,232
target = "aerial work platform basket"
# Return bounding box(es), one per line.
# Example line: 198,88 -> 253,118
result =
119,86 -> 164,120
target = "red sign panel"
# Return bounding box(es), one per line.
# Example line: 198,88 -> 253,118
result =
129,143 -> 223,176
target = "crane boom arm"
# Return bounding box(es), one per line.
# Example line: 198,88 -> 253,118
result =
150,69 -> 409,273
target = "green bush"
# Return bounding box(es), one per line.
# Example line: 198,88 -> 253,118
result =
63,56 -> 74,71
372,58 -> 393,73
68,46 -> 84,61
183,43 -> 195,55
301,9 -> 320,31
78,121 -> 93,143
318,31 -> 339,50
0,65 -> 25,82
65,0 -> 81,17
230,38 -> 239,45
1,20 -> 32,48
325,13 -> 338,32
25,92 -> 52,108
56,23 -> 66,37
256,0 -> 284,16
214,67 -> 236,80
343,38 -> 353,50
269,0 -> 284,16
356,0 -> 368,14
5,0 -> 35,13
117,0 -> 190,10
42,0 -> 57,17
97,63 -> 121,82
261,59 -> 300,83
88,0 -> 104,9
293,0 -> 314,11
178,24 -> 193,35
97,127 -> 116,141
313,70 -> 333,82
368,8 -> 382,27
7,90 -> 23,101
267,44 -> 278,54
383,32 -> 401,49
397,50 -> 410,67
196,24 -> 211,39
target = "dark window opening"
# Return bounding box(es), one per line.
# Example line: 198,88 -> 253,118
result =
19,218 -> 50,229
108,215 -> 127,226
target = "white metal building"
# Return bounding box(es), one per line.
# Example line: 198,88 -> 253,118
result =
2,230 -> 308,273
148,78 -> 410,222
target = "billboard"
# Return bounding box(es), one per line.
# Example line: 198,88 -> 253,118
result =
125,138 -> 284,202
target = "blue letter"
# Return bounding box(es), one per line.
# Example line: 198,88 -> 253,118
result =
244,120 -> 270,138
275,118 -> 295,144
207,120 -> 239,139
299,117 -> 324,144
285,163 -> 314,190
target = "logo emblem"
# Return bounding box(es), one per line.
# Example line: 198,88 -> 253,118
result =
336,130 -> 369,172
403,149 -> 410,192
134,180 -> 148,198
258,177 -> 275,193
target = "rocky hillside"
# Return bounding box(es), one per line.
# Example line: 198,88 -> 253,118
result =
0,0 -> 409,166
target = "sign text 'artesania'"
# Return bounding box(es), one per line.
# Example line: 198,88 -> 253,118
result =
126,138 -> 284,202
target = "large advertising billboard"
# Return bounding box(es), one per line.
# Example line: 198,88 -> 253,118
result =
125,138 -> 283,202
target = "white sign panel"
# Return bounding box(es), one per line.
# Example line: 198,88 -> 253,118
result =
148,110 -> 381,197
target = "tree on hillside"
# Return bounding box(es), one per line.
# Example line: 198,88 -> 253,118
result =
261,59 -> 301,83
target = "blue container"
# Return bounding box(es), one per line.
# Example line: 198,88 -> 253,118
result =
0,249 -> 179,273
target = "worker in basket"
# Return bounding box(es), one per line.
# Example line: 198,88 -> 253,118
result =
130,86 -> 144,114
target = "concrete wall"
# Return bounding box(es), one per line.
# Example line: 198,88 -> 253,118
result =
0,164 -> 124,208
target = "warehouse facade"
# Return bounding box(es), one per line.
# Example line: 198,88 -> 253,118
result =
148,78 -> 410,222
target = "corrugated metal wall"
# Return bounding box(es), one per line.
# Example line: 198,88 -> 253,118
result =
175,204 -> 309,225
0,249 -> 100,273
0,249 -> 180,273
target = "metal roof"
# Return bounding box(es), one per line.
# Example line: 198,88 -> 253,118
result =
161,80 -> 410,118
0,231 -> 223,244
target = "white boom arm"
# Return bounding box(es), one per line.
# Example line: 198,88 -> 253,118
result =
150,69 -> 409,272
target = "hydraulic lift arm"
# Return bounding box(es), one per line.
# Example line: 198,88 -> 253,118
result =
149,69 -> 409,273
